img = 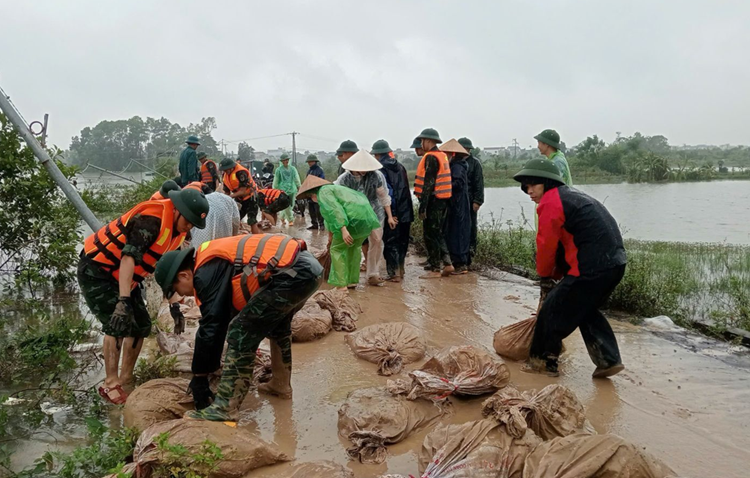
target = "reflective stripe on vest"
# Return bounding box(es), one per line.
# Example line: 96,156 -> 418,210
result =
200,160 -> 218,185
82,200 -> 184,288
222,164 -> 257,201
414,151 -> 452,199
193,234 -> 301,311
258,188 -> 282,206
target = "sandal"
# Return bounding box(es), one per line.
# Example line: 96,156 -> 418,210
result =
98,384 -> 129,405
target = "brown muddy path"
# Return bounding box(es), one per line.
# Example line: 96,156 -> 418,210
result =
236,223 -> 750,478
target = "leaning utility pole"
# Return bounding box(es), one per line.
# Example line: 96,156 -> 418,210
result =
512,138 -> 519,160
0,85 -> 103,231
290,131 -> 299,166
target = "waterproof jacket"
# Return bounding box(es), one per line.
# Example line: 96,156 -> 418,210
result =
273,164 -> 301,195
549,151 -> 573,186
306,164 -> 326,179
316,184 -> 381,241
536,185 -> 626,280
465,153 -> 485,206
334,170 -> 391,224
178,146 -> 200,185
445,157 -> 471,263
379,155 -> 414,224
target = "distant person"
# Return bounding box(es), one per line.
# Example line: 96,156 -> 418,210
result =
198,152 -> 220,192
534,129 -> 573,185
179,135 -> 201,186
150,179 -> 181,200
262,159 -> 275,175
458,137 -> 484,263
335,140 -> 359,176
336,150 -> 396,286
514,159 -> 626,378
219,158 -> 260,234
411,136 -> 425,158
189,186 -> 241,247
273,153 -> 301,227
414,128 -> 454,278
441,139 -> 472,274
305,154 -> 326,230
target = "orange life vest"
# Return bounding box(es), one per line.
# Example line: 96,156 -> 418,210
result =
184,181 -> 203,192
414,151 -> 452,199
222,164 -> 257,201
83,200 -> 186,287
150,191 -> 166,201
193,234 -> 303,311
200,159 -> 218,186
257,188 -> 283,206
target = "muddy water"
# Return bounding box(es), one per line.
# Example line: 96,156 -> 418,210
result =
10,220 -> 750,477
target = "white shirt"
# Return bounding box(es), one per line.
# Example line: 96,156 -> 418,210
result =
189,192 -> 240,247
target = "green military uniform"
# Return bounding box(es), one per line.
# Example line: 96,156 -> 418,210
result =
179,136 -> 201,186
419,147 -> 452,270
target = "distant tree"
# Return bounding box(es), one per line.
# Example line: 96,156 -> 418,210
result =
237,142 -> 255,162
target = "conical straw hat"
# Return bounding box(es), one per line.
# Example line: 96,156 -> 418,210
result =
342,150 -> 382,172
440,138 -> 469,155
297,175 -> 331,198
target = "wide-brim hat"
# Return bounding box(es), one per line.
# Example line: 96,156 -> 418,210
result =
154,248 -> 195,298
169,189 -> 208,229
417,128 -> 442,143
410,137 -> 423,149
513,158 -> 565,185
297,175 -> 331,199
458,137 -> 474,150
336,140 -> 359,155
196,151 -> 207,160
370,139 -> 392,155
440,138 -> 469,155
534,129 -> 561,149
219,158 -> 236,171
342,150 -> 382,172
186,135 -> 201,145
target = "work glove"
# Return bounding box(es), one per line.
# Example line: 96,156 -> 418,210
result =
188,376 -> 215,410
169,302 -> 185,335
110,297 -> 136,336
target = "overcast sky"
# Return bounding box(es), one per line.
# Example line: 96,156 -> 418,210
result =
2,0 -> 748,153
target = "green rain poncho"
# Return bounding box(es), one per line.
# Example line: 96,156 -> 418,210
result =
316,184 -> 380,287
273,164 -> 301,222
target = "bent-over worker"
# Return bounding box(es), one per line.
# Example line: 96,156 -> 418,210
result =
219,158 -> 260,234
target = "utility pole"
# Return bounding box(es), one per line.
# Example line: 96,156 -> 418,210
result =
0,85 -> 102,231
290,131 -> 299,166
512,138 -> 519,160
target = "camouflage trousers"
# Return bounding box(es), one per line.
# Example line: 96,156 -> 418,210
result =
189,251 -> 323,420
238,197 -> 259,226
423,198 -> 451,269
77,254 -> 152,338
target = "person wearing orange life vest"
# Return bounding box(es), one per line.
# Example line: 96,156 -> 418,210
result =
150,179 -> 181,201
77,189 -> 209,405
219,158 -> 260,234
154,234 -> 323,420
414,128 -> 455,278
197,151 -> 220,192
256,187 -> 291,226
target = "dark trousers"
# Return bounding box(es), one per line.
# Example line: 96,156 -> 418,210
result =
238,197 -> 259,225
307,199 -> 324,227
423,199 -> 451,269
384,221 -> 411,276
530,265 -> 625,372
469,208 -> 478,265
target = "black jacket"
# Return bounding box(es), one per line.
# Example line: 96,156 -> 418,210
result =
379,155 -> 414,223
465,153 -> 485,205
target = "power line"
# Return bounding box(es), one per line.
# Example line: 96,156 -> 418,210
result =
223,133 -> 291,144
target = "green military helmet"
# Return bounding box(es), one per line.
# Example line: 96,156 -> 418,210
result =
306,154 -> 319,163
534,129 -> 561,149
416,128 -> 442,143
186,135 -> 201,145
196,151 -> 207,160
410,137 -> 423,149
169,188 -> 210,229
513,158 -> 565,185
154,248 -> 195,298
336,140 -> 359,155
458,137 -> 474,151
159,179 -> 181,198
280,153 -> 290,161
219,157 -> 236,171
370,139 -> 392,154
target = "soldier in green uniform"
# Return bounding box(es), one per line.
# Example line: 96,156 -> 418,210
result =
534,129 -> 573,185
458,137 -> 485,263
335,140 -> 359,177
179,135 -> 201,186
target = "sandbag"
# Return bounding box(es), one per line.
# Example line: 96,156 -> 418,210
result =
388,345 -> 511,401
345,322 -> 426,376
123,378 -> 194,432
338,387 -> 450,464
291,301 -> 333,342
289,461 -> 354,478
522,433 -> 676,478
419,419 -> 542,478
481,385 -> 595,440
133,419 -> 289,477
314,249 -> 332,281
493,317 -> 536,362
313,289 -> 363,332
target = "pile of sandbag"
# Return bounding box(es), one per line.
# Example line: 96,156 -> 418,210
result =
291,301 -> 333,342
345,322 -> 426,375
492,317 -> 536,361
133,419 -> 289,477
388,345 -> 511,401
419,419 -> 542,478
481,384 -> 595,440
338,387 -> 451,464
313,289 -> 362,332
123,378 -> 194,432
523,433 -> 676,478
288,461 -> 354,478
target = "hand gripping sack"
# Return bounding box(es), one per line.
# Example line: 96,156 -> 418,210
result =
123,378 -> 194,432
493,317 -> 536,361
388,345 -> 511,401
345,322 -> 426,375
291,300 -> 333,342
338,387 -> 450,464
481,385 -> 595,440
